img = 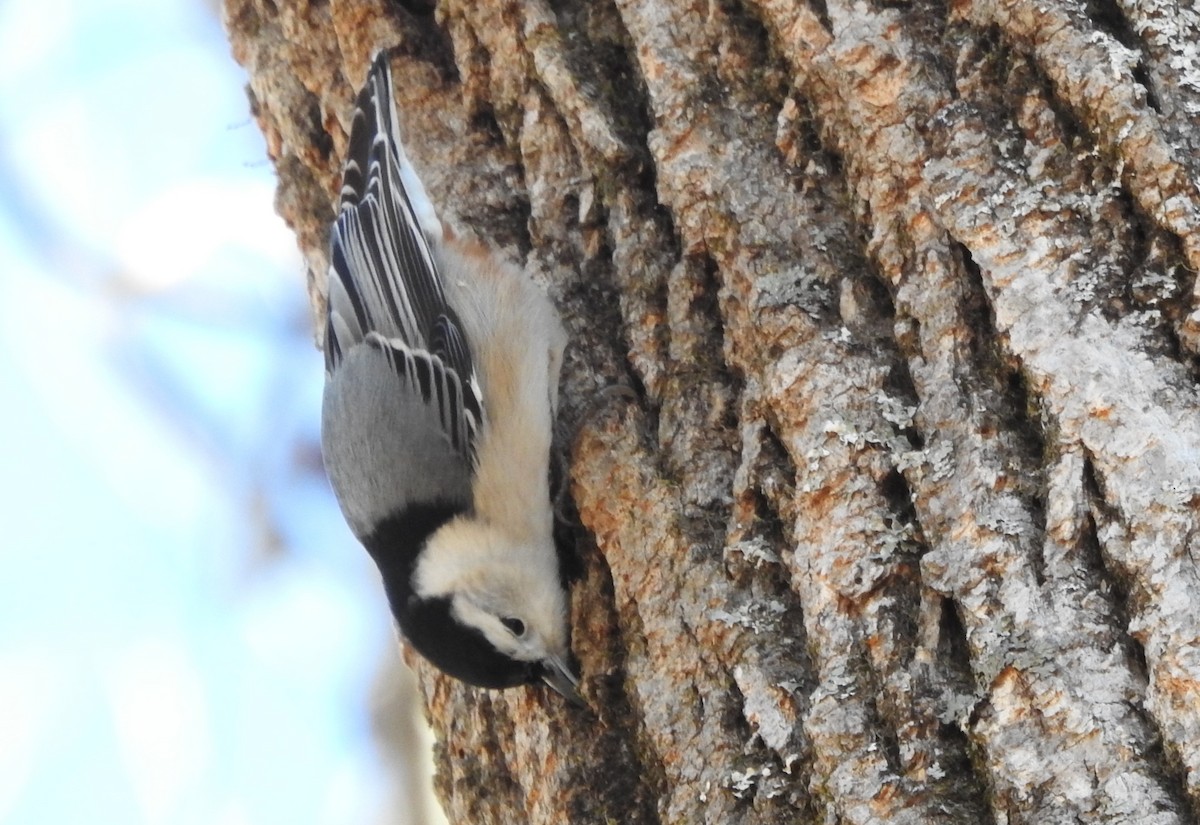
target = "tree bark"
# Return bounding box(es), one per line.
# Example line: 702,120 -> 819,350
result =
224,0 -> 1200,822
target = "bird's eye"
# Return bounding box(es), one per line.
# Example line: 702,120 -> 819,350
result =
500,617 -> 526,637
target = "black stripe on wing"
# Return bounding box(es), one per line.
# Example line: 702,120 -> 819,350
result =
364,333 -> 482,460
429,314 -> 484,435
325,53 -> 453,361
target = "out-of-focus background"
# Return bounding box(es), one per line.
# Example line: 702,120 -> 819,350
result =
0,1 -> 445,823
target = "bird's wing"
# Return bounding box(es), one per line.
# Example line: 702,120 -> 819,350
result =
321,337 -> 474,542
324,51 -> 483,459
362,332 -> 479,458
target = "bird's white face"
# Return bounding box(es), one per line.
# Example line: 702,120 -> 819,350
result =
450,579 -> 568,664
412,520 -> 580,700
416,520 -> 569,656
448,571 -> 580,702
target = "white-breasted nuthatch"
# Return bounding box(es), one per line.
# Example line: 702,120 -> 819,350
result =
320,53 -> 579,702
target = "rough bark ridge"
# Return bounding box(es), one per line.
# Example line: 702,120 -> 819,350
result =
224,0 -> 1200,822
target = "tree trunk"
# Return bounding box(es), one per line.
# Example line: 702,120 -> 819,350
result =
223,0 -> 1200,822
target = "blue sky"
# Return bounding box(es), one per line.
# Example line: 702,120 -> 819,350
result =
0,1 -> 439,823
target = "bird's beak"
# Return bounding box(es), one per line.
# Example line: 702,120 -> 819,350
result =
541,654 -> 584,707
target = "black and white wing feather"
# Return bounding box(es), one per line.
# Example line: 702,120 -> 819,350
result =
324,53 -> 483,459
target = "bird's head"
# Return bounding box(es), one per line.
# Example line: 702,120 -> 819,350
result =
395,519 -> 581,703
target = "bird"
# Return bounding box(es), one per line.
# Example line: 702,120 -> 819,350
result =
320,51 -> 579,703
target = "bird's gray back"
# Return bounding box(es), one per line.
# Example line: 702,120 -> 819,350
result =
322,341 -> 472,541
